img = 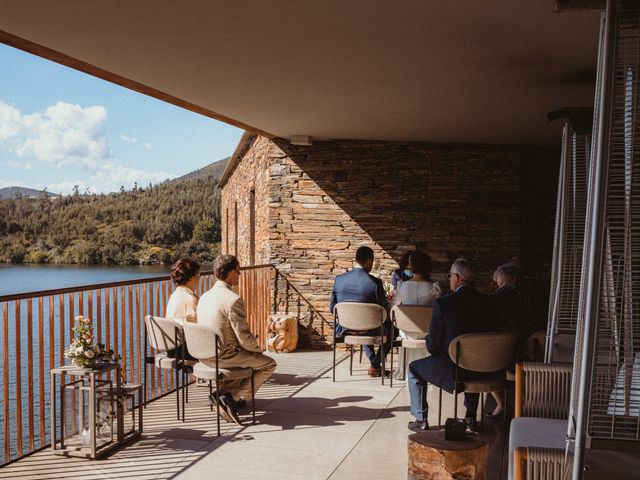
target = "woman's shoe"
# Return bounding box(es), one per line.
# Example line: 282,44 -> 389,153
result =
486,407 -> 504,419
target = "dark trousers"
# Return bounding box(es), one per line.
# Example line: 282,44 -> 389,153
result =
335,320 -> 395,368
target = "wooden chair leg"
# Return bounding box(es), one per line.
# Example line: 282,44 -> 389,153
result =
438,388 -> 443,429
251,370 -> 256,425
175,367 -> 180,421
381,342 -> 386,386
350,345 -> 354,373
359,345 -> 363,363
332,338 -> 337,382
480,392 -> 484,432
454,389 -> 458,419
390,344 -> 394,388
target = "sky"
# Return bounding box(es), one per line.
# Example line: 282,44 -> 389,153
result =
0,44 -> 244,194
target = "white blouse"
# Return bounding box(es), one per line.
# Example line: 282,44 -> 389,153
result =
391,280 -> 441,306
166,285 -> 199,323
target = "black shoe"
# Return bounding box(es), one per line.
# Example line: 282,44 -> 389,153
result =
209,392 -> 234,423
408,420 -> 430,432
486,409 -> 503,420
465,417 -> 479,433
237,399 -> 248,409
220,394 -> 242,424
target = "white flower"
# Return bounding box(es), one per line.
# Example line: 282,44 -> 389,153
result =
85,350 -> 95,358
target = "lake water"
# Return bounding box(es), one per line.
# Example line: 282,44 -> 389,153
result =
0,264 -> 171,297
0,264 -> 174,462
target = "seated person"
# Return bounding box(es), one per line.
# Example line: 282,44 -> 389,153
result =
391,250 -> 413,289
407,258 -> 496,433
164,257 -> 200,360
487,262 -> 547,418
391,250 -> 442,379
197,255 -> 277,423
330,246 -> 393,377
166,257 -> 200,324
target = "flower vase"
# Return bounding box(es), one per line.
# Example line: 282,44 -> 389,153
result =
81,427 -> 90,446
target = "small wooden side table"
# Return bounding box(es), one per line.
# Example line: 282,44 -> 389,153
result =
50,363 -> 139,459
408,430 -> 489,480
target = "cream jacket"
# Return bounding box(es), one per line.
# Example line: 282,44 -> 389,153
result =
166,285 -> 198,323
196,280 -> 261,359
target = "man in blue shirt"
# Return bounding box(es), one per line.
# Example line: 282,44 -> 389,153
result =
330,246 -> 392,377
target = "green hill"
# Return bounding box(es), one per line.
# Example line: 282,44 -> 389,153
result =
0,159 -> 229,265
0,186 -> 59,199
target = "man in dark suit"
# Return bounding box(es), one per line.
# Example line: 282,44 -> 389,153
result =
407,258 -> 493,432
330,246 -> 392,377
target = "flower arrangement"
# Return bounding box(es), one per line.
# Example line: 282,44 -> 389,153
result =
64,316 -> 119,368
383,281 -> 395,301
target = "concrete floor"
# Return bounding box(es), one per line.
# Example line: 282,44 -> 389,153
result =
0,350 -> 507,480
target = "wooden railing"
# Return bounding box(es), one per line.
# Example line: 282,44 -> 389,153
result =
0,264 -> 272,467
272,269 -> 332,341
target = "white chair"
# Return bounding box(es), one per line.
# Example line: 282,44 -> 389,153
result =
448,332 -> 517,431
143,315 -> 195,421
332,302 -> 388,385
182,322 -> 255,436
389,304 -> 433,387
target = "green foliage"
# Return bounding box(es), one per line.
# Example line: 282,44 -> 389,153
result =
0,174 -> 222,265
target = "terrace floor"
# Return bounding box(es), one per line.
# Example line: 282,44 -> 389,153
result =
1,350 -> 508,480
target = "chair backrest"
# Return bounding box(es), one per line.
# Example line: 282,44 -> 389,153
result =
391,305 -> 433,335
182,322 -> 216,360
334,302 -> 387,331
145,315 -> 180,352
524,330 -> 546,362
516,362 -> 572,419
448,332 -> 517,372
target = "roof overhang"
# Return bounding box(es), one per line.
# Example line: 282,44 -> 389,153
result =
0,1 -> 602,146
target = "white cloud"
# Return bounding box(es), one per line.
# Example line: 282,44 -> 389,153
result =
0,100 -> 110,168
7,159 -> 32,170
0,100 -> 174,194
47,162 -> 174,195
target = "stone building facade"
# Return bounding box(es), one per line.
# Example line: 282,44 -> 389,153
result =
219,135 -> 559,344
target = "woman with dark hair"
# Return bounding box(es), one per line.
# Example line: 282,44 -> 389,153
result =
391,250 -> 442,379
391,251 -> 413,288
166,258 -> 201,323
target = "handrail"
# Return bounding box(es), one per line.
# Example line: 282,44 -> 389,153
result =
273,268 -> 332,339
0,263 -> 273,466
0,264 -> 273,302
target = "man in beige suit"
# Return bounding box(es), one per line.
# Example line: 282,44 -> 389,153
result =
196,254 -> 277,423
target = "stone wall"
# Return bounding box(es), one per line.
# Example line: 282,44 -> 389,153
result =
219,136 -> 272,265
222,136 -> 560,344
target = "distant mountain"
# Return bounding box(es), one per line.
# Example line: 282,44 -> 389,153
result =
174,157 -> 229,182
0,186 -> 59,199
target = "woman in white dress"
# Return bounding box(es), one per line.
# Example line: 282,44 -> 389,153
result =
166,258 -> 200,323
165,258 -> 200,360
391,250 -> 441,380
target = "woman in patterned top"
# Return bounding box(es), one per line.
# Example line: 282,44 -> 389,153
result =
487,262 -> 546,418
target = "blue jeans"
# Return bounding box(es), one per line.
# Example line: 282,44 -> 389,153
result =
408,363 -> 480,421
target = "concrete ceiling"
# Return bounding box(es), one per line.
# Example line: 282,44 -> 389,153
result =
0,1 -> 602,146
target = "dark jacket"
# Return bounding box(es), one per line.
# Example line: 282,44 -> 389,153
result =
330,267 -> 389,336
412,284 -> 494,393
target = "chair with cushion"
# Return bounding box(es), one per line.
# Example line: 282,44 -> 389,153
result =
143,315 -> 195,421
182,321 -> 255,436
389,304 -> 433,387
509,362 -> 572,480
447,332 -> 517,431
332,302 -> 388,385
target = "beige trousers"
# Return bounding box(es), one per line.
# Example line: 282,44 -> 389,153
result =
203,350 -> 277,401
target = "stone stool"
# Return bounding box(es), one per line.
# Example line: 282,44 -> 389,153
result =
408,430 -> 489,480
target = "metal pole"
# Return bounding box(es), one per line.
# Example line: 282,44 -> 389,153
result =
572,2 -> 615,477
546,122 -> 570,362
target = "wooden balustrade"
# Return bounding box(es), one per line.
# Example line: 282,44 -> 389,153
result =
0,264 -> 272,466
